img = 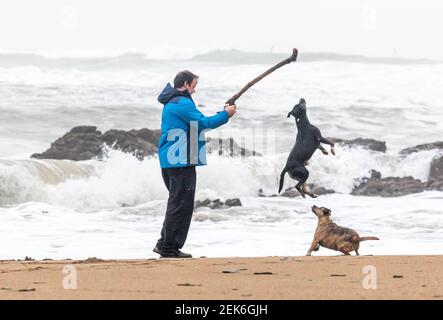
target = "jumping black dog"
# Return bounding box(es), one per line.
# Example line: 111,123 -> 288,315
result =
278,98 -> 335,198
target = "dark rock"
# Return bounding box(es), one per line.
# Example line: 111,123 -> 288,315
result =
31,126 -> 158,161
224,198 -> 242,207
101,129 -> 157,159
426,156 -> 443,191
280,183 -> 335,198
399,142 -> 443,156
31,126 -> 103,161
369,169 -> 382,180
353,169 -> 382,187
309,183 -> 335,196
70,126 -> 99,134
331,137 -> 387,153
352,175 -> 424,197
206,137 -> 261,157
128,128 -> 161,147
208,199 -> 224,209
194,198 -> 242,209
195,199 -> 211,209
280,188 -> 300,198
32,126 -> 257,161
258,188 -> 278,197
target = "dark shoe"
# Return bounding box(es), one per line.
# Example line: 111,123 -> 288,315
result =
160,250 -> 192,259
176,250 -> 192,258
153,246 -> 161,254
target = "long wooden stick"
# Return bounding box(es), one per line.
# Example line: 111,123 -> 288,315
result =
226,48 -> 298,106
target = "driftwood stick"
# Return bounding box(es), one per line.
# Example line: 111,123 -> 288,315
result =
226,48 -> 298,106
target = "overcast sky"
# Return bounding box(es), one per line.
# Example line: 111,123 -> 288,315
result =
0,0 -> 441,59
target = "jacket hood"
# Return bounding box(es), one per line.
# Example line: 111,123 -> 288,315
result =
157,83 -> 193,105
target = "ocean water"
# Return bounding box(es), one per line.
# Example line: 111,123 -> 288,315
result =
0,51 -> 442,259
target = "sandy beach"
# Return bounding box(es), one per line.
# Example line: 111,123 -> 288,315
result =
0,255 -> 442,300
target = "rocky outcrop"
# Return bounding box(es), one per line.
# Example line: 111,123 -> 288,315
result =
128,128 -> 161,147
100,129 -> 158,159
308,184 -> 336,196
31,126 -> 160,161
351,170 -> 424,197
331,138 -> 387,153
206,137 -> 261,157
273,184 -> 335,198
31,126 -> 102,161
194,198 -> 242,209
426,156 -> 443,191
399,141 -> 443,156
31,126 -> 259,161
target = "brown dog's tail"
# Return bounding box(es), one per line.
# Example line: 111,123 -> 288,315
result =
359,236 -> 379,242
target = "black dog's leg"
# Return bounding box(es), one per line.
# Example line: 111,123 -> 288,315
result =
295,181 -> 305,198
320,137 -> 335,155
301,183 -> 318,198
289,166 -> 309,198
320,136 -> 334,145
318,144 -> 329,155
291,167 -> 319,198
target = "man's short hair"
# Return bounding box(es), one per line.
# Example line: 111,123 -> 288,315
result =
173,70 -> 199,88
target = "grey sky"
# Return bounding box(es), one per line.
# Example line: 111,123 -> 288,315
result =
0,0 -> 441,58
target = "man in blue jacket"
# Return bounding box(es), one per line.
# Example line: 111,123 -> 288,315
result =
154,70 -> 237,258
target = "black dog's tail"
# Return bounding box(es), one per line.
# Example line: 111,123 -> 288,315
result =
278,168 -> 288,193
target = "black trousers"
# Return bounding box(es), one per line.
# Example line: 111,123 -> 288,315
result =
156,166 -> 196,255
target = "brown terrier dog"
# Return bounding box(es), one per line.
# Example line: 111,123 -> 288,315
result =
307,205 -> 379,256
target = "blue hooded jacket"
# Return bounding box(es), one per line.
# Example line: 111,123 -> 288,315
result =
157,83 -> 229,168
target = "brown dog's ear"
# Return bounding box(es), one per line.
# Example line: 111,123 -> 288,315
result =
324,208 -> 331,216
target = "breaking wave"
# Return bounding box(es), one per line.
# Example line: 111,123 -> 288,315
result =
0,147 -> 440,210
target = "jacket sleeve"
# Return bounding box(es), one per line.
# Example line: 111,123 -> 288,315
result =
176,98 -> 229,130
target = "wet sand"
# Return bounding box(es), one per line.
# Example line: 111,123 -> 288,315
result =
1,255 -> 442,299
